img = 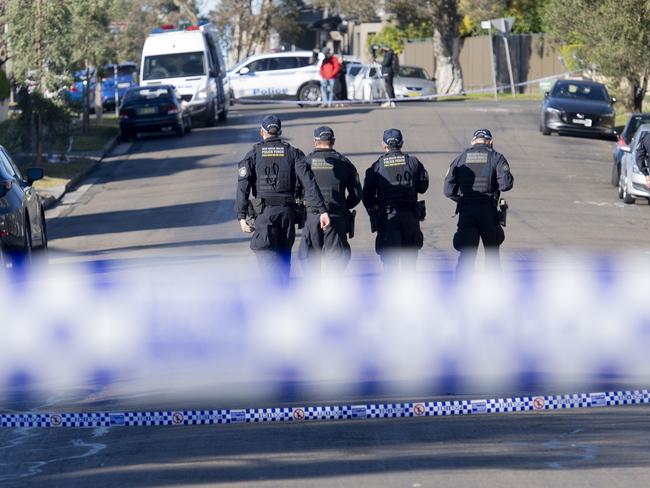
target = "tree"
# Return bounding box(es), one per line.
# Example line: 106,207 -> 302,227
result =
543,0 -> 650,111
391,0 -> 464,94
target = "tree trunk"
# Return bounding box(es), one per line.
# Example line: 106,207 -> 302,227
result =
627,75 -> 648,113
95,73 -> 103,123
433,28 -> 464,95
82,64 -> 91,135
36,109 -> 44,165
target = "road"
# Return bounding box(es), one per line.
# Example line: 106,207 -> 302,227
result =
3,100 -> 650,486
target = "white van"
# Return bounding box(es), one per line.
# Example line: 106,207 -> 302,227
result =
140,24 -> 230,125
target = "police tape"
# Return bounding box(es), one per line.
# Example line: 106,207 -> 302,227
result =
2,389 -> 647,428
235,71 -> 582,107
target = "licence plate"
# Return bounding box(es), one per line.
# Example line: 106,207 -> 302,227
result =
137,106 -> 157,115
572,118 -> 592,127
118,82 -> 131,88
407,91 -> 422,97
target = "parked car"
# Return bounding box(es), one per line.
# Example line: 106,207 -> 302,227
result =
101,62 -> 139,111
66,68 -> 96,109
227,51 -> 323,103
618,124 -> 650,204
611,113 -> 650,186
540,79 -> 616,139
0,146 -> 47,267
394,66 -> 437,100
119,85 -> 192,141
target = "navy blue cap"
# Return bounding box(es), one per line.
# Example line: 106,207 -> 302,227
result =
383,128 -> 403,147
472,128 -> 493,141
261,115 -> 281,135
314,126 -> 335,141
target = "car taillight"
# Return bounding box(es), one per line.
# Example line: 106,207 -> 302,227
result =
70,85 -> 78,92
119,109 -> 129,119
163,104 -> 178,114
618,135 -> 629,150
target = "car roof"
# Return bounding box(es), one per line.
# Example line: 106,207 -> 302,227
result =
251,51 -> 314,58
554,79 -> 605,88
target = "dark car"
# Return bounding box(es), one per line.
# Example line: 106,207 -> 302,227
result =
102,62 -> 139,112
610,113 -> 650,186
0,146 -> 47,267
540,80 -> 616,139
119,85 -> 191,142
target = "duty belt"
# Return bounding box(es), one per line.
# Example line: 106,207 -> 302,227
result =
307,203 -> 343,214
382,201 -> 416,213
262,196 -> 294,206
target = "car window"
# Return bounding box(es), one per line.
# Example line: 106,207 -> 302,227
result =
626,116 -> 650,142
348,65 -> 362,77
142,52 -> 205,80
551,82 -> 608,102
399,67 -> 428,79
244,59 -> 269,73
124,87 -> 173,103
296,57 -> 313,68
0,149 -> 21,181
267,57 -> 299,71
0,151 -> 13,180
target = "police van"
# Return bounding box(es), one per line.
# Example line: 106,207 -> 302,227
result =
140,23 -> 230,125
227,51 -> 323,103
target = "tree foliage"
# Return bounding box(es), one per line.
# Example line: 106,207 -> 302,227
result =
459,0 -> 543,36
543,0 -> 650,111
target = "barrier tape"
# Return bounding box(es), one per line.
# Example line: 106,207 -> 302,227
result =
235,70 -> 583,107
1,389 -> 647,428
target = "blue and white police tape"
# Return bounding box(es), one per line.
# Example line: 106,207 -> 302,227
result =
235,71 -> 581,106
1,389 -> 648,428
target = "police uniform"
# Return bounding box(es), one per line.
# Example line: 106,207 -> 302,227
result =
298,126 -> 362,266
443,129 -> 514,272
635,132 -> 650,176
363,129 -> 429,268
236,115 -> 326,276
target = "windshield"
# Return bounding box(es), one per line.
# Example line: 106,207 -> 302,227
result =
124,87 -> 173,103
348,65 -> 362,77
143,52 -> 205,80
625,116 -> 650,140
399,67 -> 428,79
551,82 -> 608,102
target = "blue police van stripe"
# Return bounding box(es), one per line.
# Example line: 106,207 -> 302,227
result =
0,389 -> 647,428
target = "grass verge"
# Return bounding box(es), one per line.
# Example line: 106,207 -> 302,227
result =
18,158 -> 96,191
71,115 -> 119,152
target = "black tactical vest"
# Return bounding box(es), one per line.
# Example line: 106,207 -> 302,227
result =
256,140 -> 294,196
458,146 -> 495,197
377,151 -> 417,204
307,150 -> 346,209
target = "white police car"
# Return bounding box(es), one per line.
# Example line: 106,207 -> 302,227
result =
227,51 -> 323,103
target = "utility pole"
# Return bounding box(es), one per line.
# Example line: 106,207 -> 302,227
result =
481,20 -> 498,101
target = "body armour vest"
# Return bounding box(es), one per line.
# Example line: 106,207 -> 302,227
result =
307,150 -> 346,209
377,151 -> 417,204
458,146 -> 495,197
256,140 -> 294,196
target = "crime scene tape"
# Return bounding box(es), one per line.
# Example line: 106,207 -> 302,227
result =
236,71 -> 582,106
2,389 -> 647,428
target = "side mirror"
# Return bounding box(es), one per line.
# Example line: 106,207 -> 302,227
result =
239,67 -> 250,75
544,91 -> 550,98
611,96 -> 617,104
26,167 -> 44,185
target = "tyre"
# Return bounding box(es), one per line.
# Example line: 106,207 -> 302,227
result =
623,176 -> 635,204
297,83 -> 321,104
618,176 -> 624,199
611,161 -> 620,187
120,130 -> 131,142
540,123 -> 551,136
206,102 -> 216,127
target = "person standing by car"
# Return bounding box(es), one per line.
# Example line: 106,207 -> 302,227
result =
443,129 -> 514,275
381,46 -> 398,108
298,126 -> 362,270
363,129 -> 429,272
320,49 -> 341,108
634,131 -> 650,188
334,55 -> 348,105
236,115 -> 330,280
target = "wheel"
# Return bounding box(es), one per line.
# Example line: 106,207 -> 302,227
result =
218,106 -> 228,122
611,161 -> 620,187
120,130 -> 131,142
206,102 -> 216,127
541,124 -> 551,136
623,176 -> 635,204
618,175 -> 624,199
297,83 -> 321,104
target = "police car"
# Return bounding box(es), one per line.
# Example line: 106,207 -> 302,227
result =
227,51 -> 323,103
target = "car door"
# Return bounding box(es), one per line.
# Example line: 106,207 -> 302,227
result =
262,56 -> 304,98
0,150 -> 27,247
1,149 -> 43,246
230,58 -> 270,99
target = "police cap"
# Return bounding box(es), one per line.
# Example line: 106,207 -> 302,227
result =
314,126 -> 335,141
261,115 -> 282,135
472,128 -> 493,141
383,128 -> 403,147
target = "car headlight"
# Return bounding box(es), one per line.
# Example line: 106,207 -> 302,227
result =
196,86 -> 208,100
545,107 -> 561,114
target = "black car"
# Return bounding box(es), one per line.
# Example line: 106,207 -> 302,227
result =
610,113 -> 650,186
119,85 -> 191,141
540,80 -> 616,139
0,146 -> 47,267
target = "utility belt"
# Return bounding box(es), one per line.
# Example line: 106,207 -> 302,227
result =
369,200 -> 426,233
249,196 -> 296,222
454,195 -> 508,226
306,204 -> 357,238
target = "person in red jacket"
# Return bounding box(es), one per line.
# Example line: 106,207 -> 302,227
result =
320,49 -> 341,107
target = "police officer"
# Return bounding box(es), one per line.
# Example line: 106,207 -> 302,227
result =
363,129 -> 429,272
635,130 -> 650,188
443,129 -> 514,274
298,126 -> 362,269
236,115 -> 330,278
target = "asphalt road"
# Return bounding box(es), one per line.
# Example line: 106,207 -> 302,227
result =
4,100 -> 649,486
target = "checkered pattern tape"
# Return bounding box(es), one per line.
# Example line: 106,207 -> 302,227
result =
2,389 -> 648,428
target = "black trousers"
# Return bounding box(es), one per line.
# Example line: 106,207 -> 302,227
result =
384,73 -> 395,99
376,211 -> 423,272
250,205 -> 295,279
453,203 -> 504,273
298,212 -> 350,268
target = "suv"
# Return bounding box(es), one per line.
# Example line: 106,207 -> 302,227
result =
618,124 -> 650,204
227,51 -> 322,103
